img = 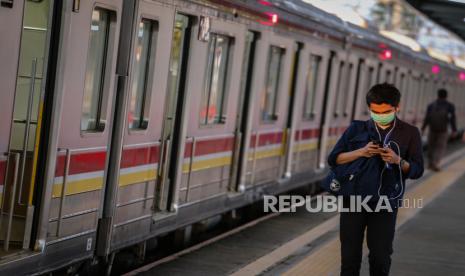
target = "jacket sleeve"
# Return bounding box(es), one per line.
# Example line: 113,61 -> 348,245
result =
421,104 -> 431,131
327,123 -> 354,168
448,103 -> 457,132
405,127 -> 424,180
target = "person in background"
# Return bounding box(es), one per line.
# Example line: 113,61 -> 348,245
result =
421,89 -> 457,171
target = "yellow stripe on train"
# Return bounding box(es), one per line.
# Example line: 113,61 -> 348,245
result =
52,177 -> 103,198
50,144 -> 311,197
119,169 -> 157,187
293,141 -> 318,152
183,155 -> 232,173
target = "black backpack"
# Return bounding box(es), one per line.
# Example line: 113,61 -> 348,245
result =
428,102 -> 449,132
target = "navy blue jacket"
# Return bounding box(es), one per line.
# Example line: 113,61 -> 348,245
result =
327,118 -> 424,208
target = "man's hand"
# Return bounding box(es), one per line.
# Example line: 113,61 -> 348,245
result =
379,147 -> 401,164
359,142 -> 382,158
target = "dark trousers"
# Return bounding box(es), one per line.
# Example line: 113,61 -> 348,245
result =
427,131 -> 448,167
340,205 -> 398,276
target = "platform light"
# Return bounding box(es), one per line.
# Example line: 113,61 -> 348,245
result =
432,65 -> 440,74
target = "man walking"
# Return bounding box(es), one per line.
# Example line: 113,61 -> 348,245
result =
327,83 -> 424,276
421,89 -> 457,171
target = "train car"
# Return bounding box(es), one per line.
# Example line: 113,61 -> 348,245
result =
0,0 -> 464,274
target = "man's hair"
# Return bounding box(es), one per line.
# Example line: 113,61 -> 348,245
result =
366,83 -> 401,107
438,89 -> 447,99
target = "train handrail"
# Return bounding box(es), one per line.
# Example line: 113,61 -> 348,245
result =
17,58 -> 38,206
56,148 -> 71,237
185,136 -> 196,202
3,152 -> 20,251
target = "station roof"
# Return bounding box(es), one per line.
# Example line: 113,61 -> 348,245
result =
406,0 -> 465,42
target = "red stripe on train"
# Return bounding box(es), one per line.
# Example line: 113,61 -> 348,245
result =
184,136 -> 235,158
328,125 -> 349,136
55,151 -> 107,177
120,146 -> 159,169
295,128 -> 320,141
249,132 -> 284,148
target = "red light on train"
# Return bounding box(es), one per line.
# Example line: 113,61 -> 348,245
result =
459,72 -> 465,81
258,0 -> 272,6
431,65 -> 440,74
379,49 -> 392,60
260,12 -> 279,26
271,13 -> 279,24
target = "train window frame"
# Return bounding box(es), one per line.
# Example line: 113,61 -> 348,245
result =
261,45 -> 285,123
80,7 -> 116,134
341,63 -> 353,117
302,54 -> 321,121
128,18 -> 158,132
333,60 -> 345,118
199,32 -> 234,126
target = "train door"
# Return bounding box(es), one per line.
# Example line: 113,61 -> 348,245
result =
418,76 -> 430,127
394,67 -> 408,119
96,0 -> 177,254
318,51 -> 358,169
244,32 -> 294,187
287,43 -> 328,175
0,0 -> 52,255
353,58 -> 377,120
229,31 -> 258,191
281,42 -> 303,178
379,62 -> 395,83
156,13 -> 191,210
404,71 -> 420,124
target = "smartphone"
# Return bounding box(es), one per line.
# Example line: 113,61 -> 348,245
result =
371,140 -> 382,147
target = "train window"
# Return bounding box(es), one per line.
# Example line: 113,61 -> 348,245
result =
262,45 -> 284,122
303,54 -> 321,120
81,8 -> 113,132
333,61 -> 345,117
129,19 -> 157,130
200,33 -> 233,125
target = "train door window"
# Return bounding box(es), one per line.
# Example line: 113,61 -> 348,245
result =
333,61 -> 345,117
81,8 -> 114,132
200,33 -> 233,125
362,66 -> 374,115
385,70 -> 391,83
303,54 -> 321,120
396,73 -> 403,116
129,19 -> 157,130
340,63 -> 353,117
404,75 -> 411,115
400,73 -> 405,90
262,45 -> 284,122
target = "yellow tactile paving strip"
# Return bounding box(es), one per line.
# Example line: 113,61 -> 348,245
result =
283,156 -> 465,276
230,216 -> 339,276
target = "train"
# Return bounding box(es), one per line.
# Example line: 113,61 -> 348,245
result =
1,0 -> 464,274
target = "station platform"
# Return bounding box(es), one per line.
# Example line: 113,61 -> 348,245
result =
125,145 -> 465,276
